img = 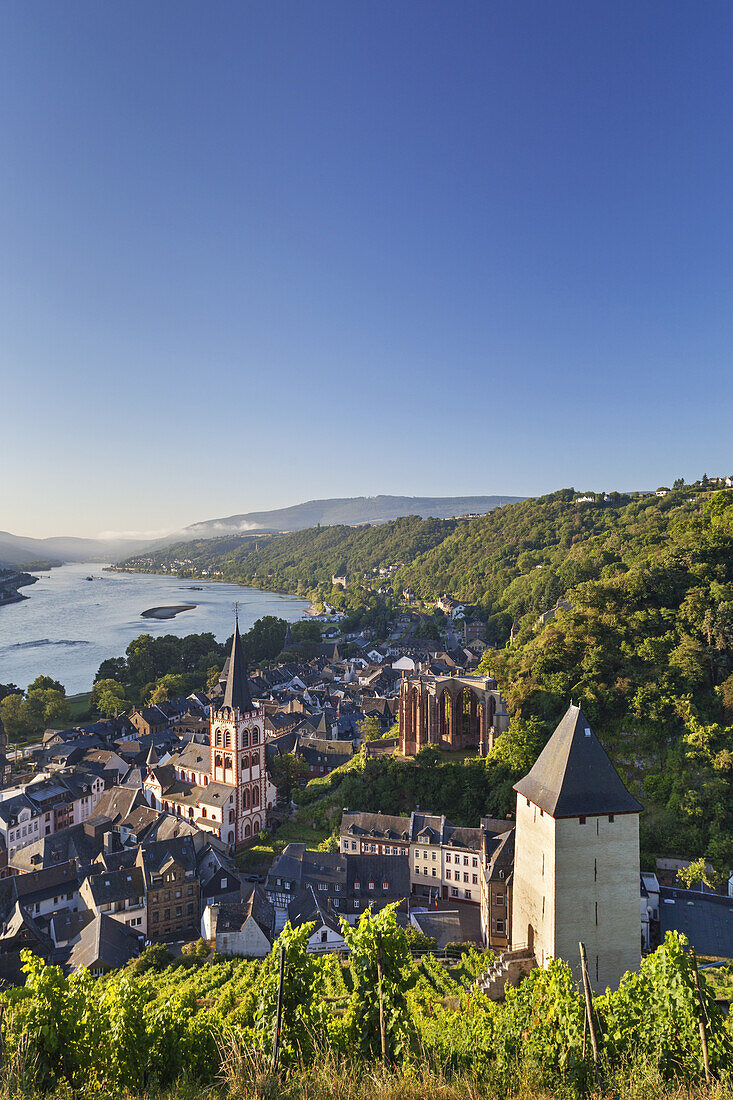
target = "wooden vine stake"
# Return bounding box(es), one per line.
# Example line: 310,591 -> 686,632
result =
692,951 -> 712,1085
579,942 -> 602,1088
376,935 -> 388,1066
271,942 -> 286,1075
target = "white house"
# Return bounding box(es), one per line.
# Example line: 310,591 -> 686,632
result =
201,889 -> 275,957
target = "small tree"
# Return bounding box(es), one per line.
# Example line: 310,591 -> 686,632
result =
254,922 -> 328,1066
676,857 -> 720,893
341,903 -> 417,1060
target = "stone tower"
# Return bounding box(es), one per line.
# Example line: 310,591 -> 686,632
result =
511,703 -> 642,992
209,617 -> 267,845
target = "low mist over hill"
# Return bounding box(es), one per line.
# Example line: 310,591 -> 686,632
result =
0,531 -> 149,569
180,494 -> 524,538
0,496 -> 522,567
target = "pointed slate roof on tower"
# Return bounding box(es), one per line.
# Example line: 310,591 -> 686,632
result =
514,703 -> 643,818
146,743 -> 159,769
222,616 -> 254,714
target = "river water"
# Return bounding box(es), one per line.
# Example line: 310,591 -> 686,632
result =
0,562 -> 310,694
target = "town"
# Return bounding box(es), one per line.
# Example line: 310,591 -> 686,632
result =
1,608 -> 729,994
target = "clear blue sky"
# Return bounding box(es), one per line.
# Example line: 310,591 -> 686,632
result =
2,2 -> 732,538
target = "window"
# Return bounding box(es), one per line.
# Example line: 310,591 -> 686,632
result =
465,889 -> 472,899
187,903 -> 194,915
334,884 -> 341,892
451,887 -> 459,897
415,850 -> 420,860
446,870 -> 451,880
472,858 -> 478,868
495,893 -> 504,905
472,874 -> 478,884
351,841 -> 357,851
445,853 -> 451,863
368,881 -> 375,891
354,881 -> 360,892
496,919 -> 505,934
321,930 -> 328,943
382,880 -> 389,890
608,814 -> 615,823
463,856 -> 469,866
431,868 -> 436,877
463,873 -> 469,883
164,909 -> 170,920
579,816 -> 586,825
318,882 -> 327,891
431,852 -> 436,861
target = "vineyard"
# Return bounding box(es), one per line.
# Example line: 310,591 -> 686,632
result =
1,906 -> 732,1099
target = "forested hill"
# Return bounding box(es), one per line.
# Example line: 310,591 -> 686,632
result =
118,515 -> 458,596
119,487 -> 733,862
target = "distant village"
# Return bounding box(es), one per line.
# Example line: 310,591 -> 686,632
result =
1,604 -> 731,992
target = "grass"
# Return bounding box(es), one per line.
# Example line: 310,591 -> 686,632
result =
236,817 -> 331,874
66,691 -> 95,722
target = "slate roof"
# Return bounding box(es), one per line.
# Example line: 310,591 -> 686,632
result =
513,704 -> 643,818
83,866 -> 145,906
411,910 -> 462,949
660,887 -> 733,959
93,786 -> 146,824
342,811 -> 411,841
220,618 -> 254,714
213,887 -> 275,940
287,887 -> 341,935
66,913 -> 144,972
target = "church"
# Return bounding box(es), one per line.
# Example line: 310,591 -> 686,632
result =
143,617 -> 276,849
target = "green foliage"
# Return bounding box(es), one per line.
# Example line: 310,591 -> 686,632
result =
1,932 -> 730,1094
676,856 -> 720,891
340,903 -> 417,1059
254,922 -> 328,1065
90,677 -> 128,717
0,677 -> 70,739
119,515 -> 456,600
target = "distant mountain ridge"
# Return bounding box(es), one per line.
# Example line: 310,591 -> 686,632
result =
0,531 -> 150,568
0,494 -> 524,568
182,495 -> 525,538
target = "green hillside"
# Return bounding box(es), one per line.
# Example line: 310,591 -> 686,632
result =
118,515 -> 458,595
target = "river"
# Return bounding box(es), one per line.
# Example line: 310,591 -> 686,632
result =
0,562 -> 310,694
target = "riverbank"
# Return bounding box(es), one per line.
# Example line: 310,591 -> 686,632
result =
0,570 -> 39,607
0,562 -> 310,694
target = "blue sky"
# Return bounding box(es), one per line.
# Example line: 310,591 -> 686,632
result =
2,2 -> 732,538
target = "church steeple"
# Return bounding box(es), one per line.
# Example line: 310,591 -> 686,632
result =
222,614 -> 254,714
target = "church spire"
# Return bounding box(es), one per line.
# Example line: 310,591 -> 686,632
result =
222,612 -> 254,714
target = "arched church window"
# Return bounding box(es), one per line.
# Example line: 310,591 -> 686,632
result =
242,729 -> 249,747
229,809 -> 235,824
243,789 -> 250,809
215,753 -> 222,769
252,818 -> 260,834
225,729 -> 232,747
252,728 -> 259,745
244,823 -> 251,838
215,728 -> 223,746
252,787 -> 259,806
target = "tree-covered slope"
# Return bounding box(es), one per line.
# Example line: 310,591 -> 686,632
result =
118,515 -> 457,595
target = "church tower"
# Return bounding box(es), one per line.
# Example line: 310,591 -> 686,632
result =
209,616 -> 269,846
511,703 -> 642,992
